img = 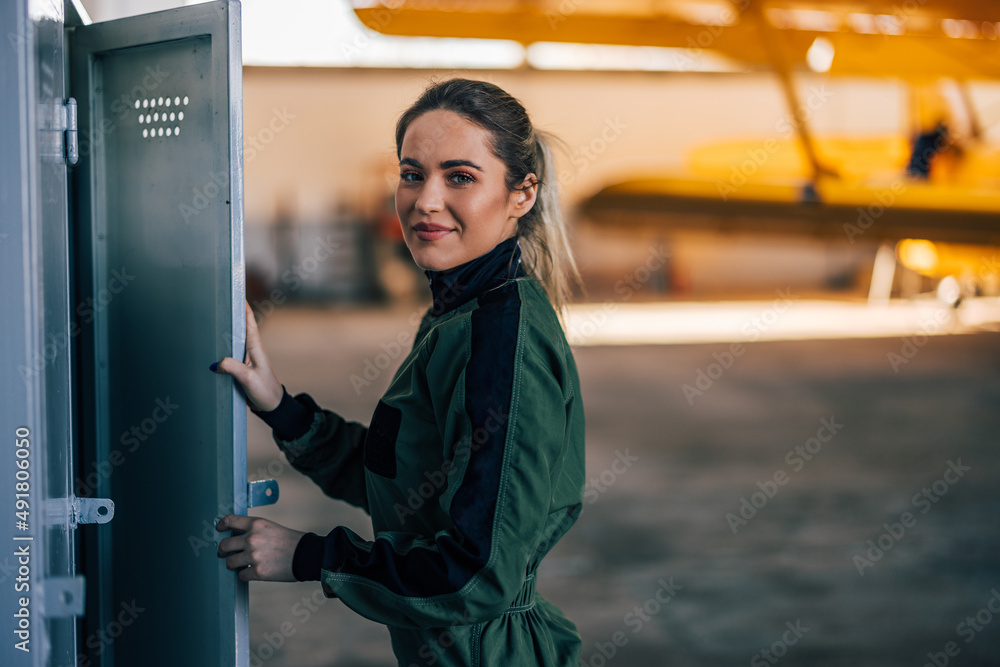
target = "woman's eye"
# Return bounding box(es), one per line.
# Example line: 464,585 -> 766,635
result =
450,172 -> 475,185
399,171 -> 421,182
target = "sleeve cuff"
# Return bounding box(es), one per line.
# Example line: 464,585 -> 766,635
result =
292,532 -> 324,582
251,386 -> 318,441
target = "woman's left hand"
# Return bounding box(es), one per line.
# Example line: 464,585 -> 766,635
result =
216,514 -> 305,582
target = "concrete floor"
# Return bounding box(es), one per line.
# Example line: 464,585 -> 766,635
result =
244,304 -> 1000,667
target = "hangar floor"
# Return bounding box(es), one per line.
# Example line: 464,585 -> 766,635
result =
243,304 -> 1000,667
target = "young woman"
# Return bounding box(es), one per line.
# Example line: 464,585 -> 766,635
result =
212,78 -> 585,666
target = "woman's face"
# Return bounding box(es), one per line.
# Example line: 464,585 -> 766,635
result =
395,109 -> 537,272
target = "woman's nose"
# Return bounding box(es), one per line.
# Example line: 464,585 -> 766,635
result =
415,177 -> 444,214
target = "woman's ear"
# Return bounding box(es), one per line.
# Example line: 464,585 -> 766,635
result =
511,174 -> 539,218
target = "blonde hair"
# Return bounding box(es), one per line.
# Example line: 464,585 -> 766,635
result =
395,78 -> 581,313
517,129 -> 581,313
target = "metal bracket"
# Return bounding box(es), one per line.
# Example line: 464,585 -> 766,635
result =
39,98 -> 78,165
41,576 -> 86,618
45,497 -> 115,528
75,496 -> 114,524
248,479 -> 279,508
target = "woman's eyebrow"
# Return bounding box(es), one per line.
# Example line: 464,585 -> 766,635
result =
399,157 -> 483,171
440,159 -> 483,171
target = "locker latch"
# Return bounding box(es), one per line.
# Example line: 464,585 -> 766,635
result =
247,479 -> 279,508
39,98 -> 78,165
44,496 -> 115,528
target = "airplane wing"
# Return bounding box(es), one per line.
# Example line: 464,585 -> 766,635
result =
581,174 -> 1000,244
352,0 -> 1000,80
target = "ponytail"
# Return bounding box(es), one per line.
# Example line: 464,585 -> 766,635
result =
517,130 -> 581,314
395,78 -> 582,315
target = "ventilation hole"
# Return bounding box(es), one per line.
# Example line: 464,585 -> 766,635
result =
142,99 -> 148,108
183,96 -> 189,105
158,128 -> 164,137
174,126 -> 180,136
157,97 -> 163,106
169,112 -> 175,121
174,96 -> 180,105
138,115 -> 144,124
166,128 -> 172,136
165,97 -> 171,107
178,111 -> 184,121
142,128 -> 148,138
134,100 -> 140,109
153,112 -> 159,122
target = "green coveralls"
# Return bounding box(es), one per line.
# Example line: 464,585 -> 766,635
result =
257,237 -> 586,666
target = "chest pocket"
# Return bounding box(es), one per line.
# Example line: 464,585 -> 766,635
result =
363,400 -> 402,478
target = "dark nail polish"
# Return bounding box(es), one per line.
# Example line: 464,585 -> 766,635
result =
209,362 -> 218,372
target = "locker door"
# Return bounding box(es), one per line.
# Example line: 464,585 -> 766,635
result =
69,2 -> 248,665
1,0 -> 88,665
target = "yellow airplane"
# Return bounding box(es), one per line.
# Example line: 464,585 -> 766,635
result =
353,0 -> 1000,294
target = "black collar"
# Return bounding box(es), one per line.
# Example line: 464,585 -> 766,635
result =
425,236 -> 525,317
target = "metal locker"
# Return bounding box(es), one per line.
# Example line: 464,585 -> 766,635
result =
1,1 -> 261,664
1,1 -> 87,665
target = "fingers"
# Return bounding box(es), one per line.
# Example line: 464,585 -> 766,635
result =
245,300 -> 262,347
213,356 -> 251,385
217,515 -> 257,579
216,513 -> 253,533
244,300 -> 269,368
216,535 -> 249,569
209,302 -> 283,412
221,545 -> 259,582
212,301 -> 263,378
225,551 -> 252,571
216,514 -> 248,557
215,515 -> 301,582
210,353 -> 282,412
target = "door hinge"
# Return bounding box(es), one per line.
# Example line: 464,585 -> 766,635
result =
40,98 -> 78,165
44,496 -> 115,528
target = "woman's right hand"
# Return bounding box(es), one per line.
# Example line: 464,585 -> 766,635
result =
211,301 -> 284,412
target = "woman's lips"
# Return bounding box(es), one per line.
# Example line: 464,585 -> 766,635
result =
413,223 -> 453,242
